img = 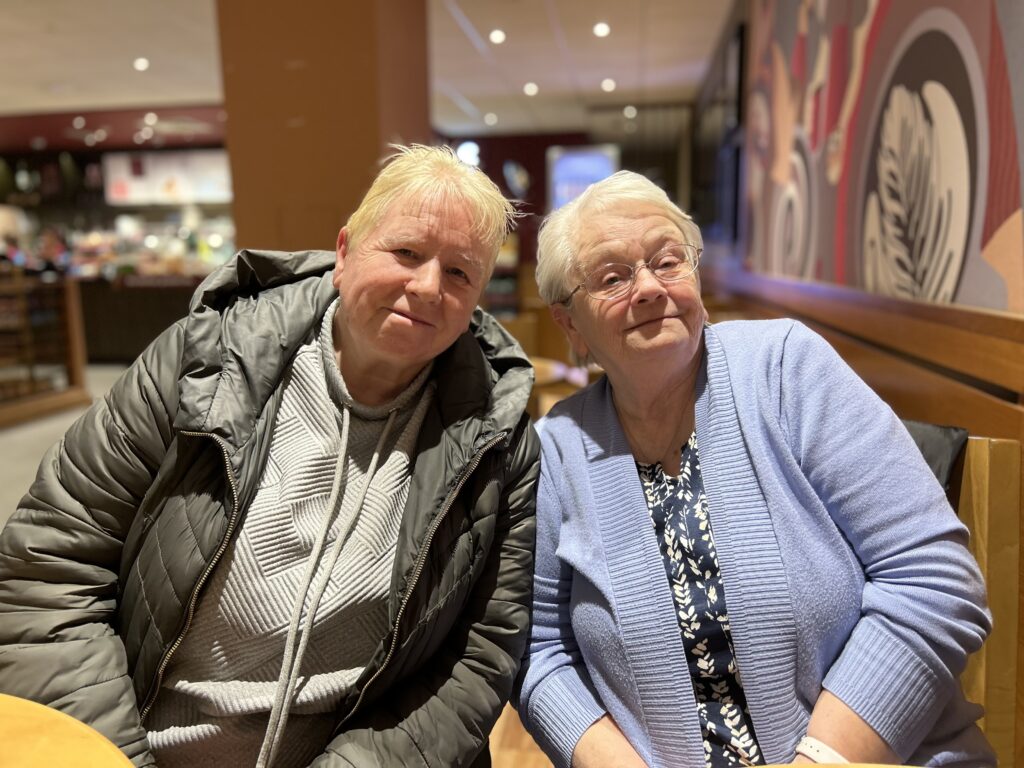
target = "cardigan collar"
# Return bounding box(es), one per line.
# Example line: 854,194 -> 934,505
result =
576,325 -> 802,764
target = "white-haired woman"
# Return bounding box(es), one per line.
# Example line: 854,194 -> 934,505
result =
515,171 -> 993,767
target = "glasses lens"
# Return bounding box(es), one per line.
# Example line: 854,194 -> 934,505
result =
650,245 -> 696,280
586,263 -> 633,299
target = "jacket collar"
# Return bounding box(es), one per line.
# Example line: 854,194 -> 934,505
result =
173,249 -> 533,452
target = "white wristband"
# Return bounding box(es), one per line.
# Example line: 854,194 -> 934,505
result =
794,735 -> 850,764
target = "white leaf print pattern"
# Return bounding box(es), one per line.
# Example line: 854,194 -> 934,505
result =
639,433 -> 764,767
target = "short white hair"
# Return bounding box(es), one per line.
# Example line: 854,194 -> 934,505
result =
535,171 -> 703,305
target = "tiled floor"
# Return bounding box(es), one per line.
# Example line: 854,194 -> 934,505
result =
0,365 -> 126,530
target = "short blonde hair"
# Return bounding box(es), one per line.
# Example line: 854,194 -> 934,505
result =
536,171 -> 703,305
346,144 -> 518,263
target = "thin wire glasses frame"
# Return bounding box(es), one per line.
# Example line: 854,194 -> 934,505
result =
559,243 -> 703,305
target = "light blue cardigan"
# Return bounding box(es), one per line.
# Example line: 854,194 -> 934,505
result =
516,319 -> 993,768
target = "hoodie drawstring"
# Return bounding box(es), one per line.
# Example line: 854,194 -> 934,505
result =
256,406 -> 398,768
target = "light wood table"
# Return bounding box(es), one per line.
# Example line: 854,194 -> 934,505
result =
0,693 -> 132,767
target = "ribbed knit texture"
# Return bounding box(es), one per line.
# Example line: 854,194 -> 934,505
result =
518,320 -> 993,768
694,326 -> 803,762
147,300 -> 434,768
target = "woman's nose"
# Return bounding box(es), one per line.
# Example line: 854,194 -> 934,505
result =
408,260 -> 442,302
630,263 -> 666,302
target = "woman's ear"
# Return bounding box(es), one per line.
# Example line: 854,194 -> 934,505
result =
332,227 -> 349,289
550,303 -> 589,364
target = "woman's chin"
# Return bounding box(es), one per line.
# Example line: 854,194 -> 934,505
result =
626,326 -> 698,351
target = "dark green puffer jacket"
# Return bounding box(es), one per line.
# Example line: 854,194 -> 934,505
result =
0,249 -> 539,767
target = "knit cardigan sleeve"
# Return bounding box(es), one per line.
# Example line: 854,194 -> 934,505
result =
776,322 -> 991,759
514,418 -> 608,768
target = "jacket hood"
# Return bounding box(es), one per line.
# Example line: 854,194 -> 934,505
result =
174,249 -> 533,451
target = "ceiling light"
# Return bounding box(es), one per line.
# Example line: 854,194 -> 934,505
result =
484,112 -> 498,126
208,233 -> 224,249
623,105 -> 638,119
133,133 -> 146,144
523,82 -> 539,96
93,128 -> 108,141
133,57 -> 150,72
72,116 -> 85,130
593,22 -> 610,37
601,78 -> 616,92
489,29 -> 506,44
144,112 -> 158,126
144,235 -> 159,249
83,134 -> 97,147
140,126 -> 154,140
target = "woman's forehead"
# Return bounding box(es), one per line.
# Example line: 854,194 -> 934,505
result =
576,205 -> 683,258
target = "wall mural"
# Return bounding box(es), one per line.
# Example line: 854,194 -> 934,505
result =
743,0 -> 1024,313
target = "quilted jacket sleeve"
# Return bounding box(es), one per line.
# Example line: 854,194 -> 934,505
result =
311,418 -> 540,768
0,321 -> 184,768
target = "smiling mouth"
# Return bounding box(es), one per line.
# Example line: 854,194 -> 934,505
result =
391,309 -> 435,327
628,315 -> 676,331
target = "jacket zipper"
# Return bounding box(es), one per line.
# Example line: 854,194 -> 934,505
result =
336,431 -> 508,731
139,430 -> 241,721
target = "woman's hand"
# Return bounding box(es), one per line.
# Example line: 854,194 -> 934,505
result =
572,715 -> 648,768
799,690 -> 900,764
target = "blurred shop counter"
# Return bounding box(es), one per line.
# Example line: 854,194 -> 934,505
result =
79,275 -> 202,362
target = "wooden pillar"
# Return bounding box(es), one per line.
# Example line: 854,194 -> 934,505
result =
216,0 -> 431,251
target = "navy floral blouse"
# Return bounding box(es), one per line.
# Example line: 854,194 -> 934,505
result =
637,432 -> 764,767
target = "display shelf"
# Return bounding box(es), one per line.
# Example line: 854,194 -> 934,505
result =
0,267 -> 90,428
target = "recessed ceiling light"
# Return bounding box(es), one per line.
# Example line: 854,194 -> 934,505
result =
93,128 -> 108,141
140,126 -> 154,140
144,112 -> 158,126
489,29 -> 506,44
593,22 -> 610,37
484,112 -> 498,126
623,105 -> 638,119
601,78 -> 616,93
133,57 -> 150,72
84,134 -> 97,147
523,82 -> 539,96
72,116 -> 85,130
133,133 -> 146,144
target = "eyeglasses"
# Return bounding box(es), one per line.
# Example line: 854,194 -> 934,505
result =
560,244 -> 702,304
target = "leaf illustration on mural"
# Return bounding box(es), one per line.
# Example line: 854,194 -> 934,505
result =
863,82 -> 970,302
